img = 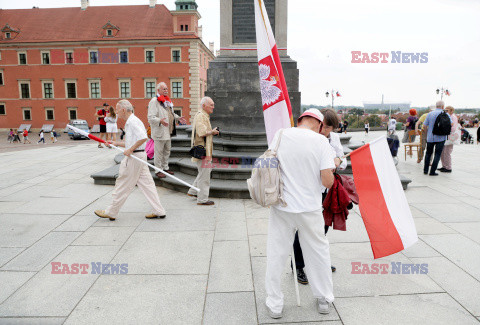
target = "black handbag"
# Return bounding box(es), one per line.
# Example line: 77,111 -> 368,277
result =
189,145 -> 206,159
189,126 -> 206,159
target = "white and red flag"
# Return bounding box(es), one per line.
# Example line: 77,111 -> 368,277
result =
350,136 -> 418,259
254,0 -> 293,145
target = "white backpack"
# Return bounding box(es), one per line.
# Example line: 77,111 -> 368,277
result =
247,129 -> 287,208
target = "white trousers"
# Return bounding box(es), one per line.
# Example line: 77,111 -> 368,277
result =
187,160 -> 212,203
154,139 -> 171,170
105,152 -> 166,217
265,207 -> 333,313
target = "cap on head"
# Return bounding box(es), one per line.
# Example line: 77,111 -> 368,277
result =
103,103 -> 109,107
298,108 -> 324,123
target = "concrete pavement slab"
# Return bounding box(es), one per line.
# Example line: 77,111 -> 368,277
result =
63,275 -> 207,325
0,318 -> 66,324
72,227 -> 135,246
0,214 -> 72,247
215,212 -> 247,241
249,234 -> 267,257
111,231 -> 213,274
401,239 -> 441,258
54,214 -> 99,232
203,292 -> 257,325
413,203 -> 480,222
2,232 -> 81,271
413,217 -> 458,235
247,218 -> 269,236
0,245 -> 120,317
208,241 -> 253,292
411,256 -> 480,316
421,234 -> 480,281
445,222 -> 480,245
251,257 -> 340,324
136,209 -> 215,232
330,243 -> 443,298
0,248 -> 24,268
334,293 -> 479,325
0,271 -> 36,304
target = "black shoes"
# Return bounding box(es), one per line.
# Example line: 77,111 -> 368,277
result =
331,265 -> 336,272
429,173 -> 439,176
296,268 -> 309,285
439,167 -> 452,173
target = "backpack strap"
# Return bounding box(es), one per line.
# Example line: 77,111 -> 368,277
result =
273,129 -> 285,154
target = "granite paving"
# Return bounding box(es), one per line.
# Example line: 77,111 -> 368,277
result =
0,131 -> 479,324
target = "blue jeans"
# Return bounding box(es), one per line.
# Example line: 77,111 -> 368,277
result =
424,141 -> 445,174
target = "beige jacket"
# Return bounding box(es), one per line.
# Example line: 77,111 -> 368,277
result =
147,97 -> 180,141
191,109 -> 213,162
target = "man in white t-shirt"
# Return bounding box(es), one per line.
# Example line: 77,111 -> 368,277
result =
95,99 -> 166,221
265,109 -> 335,319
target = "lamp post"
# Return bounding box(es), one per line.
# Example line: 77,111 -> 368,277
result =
325,89 -> 341,110
436,87 -> 450,100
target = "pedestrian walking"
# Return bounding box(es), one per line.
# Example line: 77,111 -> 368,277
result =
23,129 -> 31,144
7,129 -> 14,143
365,122 -> 369,135
37,130 -> 45,144
94,99 -> 166,221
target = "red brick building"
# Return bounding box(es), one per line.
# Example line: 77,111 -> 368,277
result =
0,0 -> 214,130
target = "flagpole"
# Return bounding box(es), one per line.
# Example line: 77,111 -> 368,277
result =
108,144 -> 200,192
291,246 -> 301,306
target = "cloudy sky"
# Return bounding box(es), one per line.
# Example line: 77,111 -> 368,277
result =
3,0 -> 480,108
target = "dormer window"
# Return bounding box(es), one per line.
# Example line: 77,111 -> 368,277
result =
102,21 -> 120,38
1,24 -> 20,40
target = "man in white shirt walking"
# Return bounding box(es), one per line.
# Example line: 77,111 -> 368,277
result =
95,99 -> 166,221
265,109 -> 335,319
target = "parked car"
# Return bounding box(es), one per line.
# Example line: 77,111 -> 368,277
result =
67,120 -> 90,140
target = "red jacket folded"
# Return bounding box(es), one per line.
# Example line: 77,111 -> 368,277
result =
323,174 -> 352,231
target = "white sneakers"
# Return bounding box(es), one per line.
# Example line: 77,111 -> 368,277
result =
317,298 -> 331,314
266,298 -> 331,319
265,303 -> 283,319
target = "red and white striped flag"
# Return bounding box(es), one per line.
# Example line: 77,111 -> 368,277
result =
254,0 -> 293,145
350,136 -> 418,259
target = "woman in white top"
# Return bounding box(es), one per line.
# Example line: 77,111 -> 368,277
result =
104,106 -> 118,143
365,122 -> 369,135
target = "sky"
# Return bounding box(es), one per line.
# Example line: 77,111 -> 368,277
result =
2,0 -> 480,108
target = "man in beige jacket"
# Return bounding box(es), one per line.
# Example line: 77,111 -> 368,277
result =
147,82 -> 186,178
187,97 -> 219,205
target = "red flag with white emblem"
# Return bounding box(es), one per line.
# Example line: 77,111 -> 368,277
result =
255,0 -> 293,145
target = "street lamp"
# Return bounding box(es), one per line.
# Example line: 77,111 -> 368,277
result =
326,89 -> 341,110
436,87 -> 450,100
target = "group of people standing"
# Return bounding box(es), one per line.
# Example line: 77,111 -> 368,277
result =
95,103 -> 119,148
414,101 -> 458,174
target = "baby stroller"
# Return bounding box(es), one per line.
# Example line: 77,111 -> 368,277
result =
387,132 -> 400,166
461,129 -> 474,144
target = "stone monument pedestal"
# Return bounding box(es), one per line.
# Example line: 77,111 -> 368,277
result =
205,56 -> 300,131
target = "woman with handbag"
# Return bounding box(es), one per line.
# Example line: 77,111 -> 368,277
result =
439,106 -> 459,173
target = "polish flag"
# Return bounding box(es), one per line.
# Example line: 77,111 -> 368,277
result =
350,136 -> 418,259
67,124 -> 106,143
336,91 -> 341,97
254,0 -> 293,145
